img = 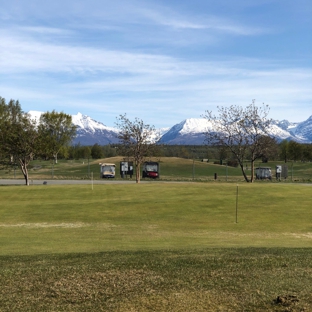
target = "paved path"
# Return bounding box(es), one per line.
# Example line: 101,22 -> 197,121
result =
2,179 -> 310,186
0,179 -> 150,185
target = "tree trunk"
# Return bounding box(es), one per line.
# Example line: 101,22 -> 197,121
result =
250,160 -> 255,183
135,162 -> 141,183
240,163 -> 250,182
19,159 -> 30,186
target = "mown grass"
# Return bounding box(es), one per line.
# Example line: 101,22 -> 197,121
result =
0,183 -> 311,311
1,183 -> 312,255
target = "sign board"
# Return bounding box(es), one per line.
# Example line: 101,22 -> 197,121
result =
120,161 -> 133,178
276,165 -> 282,173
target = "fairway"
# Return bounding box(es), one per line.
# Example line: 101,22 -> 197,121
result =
1,183 -> 311,255
1,182 -> 312,311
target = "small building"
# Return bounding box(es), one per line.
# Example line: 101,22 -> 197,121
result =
255,167 -> 272,180
99,163 -> 116,178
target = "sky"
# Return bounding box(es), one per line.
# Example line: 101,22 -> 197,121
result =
1,0 -> 311,128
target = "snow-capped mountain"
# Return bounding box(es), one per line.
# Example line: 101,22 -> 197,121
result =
159,116 -> 312,145
28,111 -> 120,145
71,113 -> 170,145
158,118 -> 210,145
266,121 -> 298,142
71,113 -> 120,145
28,111 -> 312,145
291,116 -> 312,142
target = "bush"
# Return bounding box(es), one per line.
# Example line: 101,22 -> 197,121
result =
227,160 -> 239,167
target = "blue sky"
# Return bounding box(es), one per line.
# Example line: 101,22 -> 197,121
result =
1,0 -> 311,128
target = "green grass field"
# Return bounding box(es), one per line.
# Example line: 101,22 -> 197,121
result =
0,183 -> 311,311
1,183 -> 312,254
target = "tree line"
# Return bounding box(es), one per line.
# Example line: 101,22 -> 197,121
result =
63,141 -> 312,164
0,97 -> 76,185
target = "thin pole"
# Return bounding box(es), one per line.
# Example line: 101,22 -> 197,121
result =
236,184 -> 238,223
88,157 -> 90,178
192,158 -> 195,180
226,162 -> 228,182
91,172 -> 93,190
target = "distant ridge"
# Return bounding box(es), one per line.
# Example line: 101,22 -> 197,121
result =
28,111 -> 312,145
71,113 -> 120,145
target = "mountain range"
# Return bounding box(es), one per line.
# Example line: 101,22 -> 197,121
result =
28,111 -> 312,145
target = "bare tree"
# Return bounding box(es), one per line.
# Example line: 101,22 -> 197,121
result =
115,114 -> 159,183
203,101 -> 276,182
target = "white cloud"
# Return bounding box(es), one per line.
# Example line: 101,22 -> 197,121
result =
20,26 -> 72,35
0,0 -> 311,127
135,5 -> 267,36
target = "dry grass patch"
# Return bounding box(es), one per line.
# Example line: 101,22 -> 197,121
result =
0,248 -> 311,311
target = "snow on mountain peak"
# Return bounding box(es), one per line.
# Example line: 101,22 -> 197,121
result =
72,113 -> 100,132
26,111 -> 312,144
27,111 -> 116,134
179,118 -> 217,134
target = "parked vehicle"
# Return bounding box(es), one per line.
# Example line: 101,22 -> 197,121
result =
100,163 -> 116,178
255,167 -> 272,180
142,161 -> 159,179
